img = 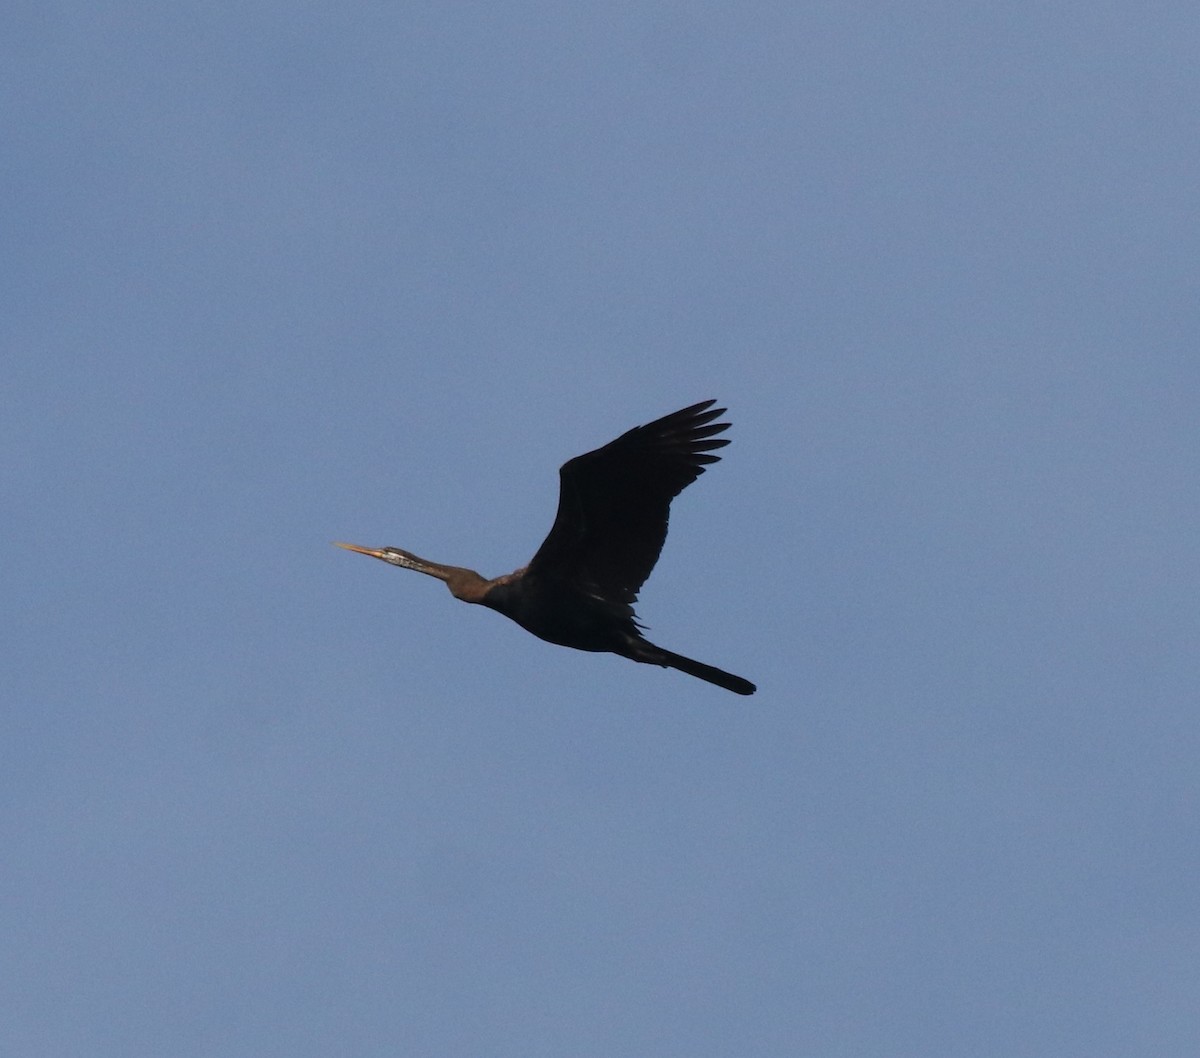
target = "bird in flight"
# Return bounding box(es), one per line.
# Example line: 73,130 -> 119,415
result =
336,399 -> 755,695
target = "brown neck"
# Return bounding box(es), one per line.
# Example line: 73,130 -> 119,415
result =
390,549 -> 494,604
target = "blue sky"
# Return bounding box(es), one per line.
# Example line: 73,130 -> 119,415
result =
5,2 -> 1199,1055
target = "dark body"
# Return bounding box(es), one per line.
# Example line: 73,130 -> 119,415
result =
336,400 -> 755,695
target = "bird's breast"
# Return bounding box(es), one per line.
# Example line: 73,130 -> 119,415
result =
482,577 -> 630,653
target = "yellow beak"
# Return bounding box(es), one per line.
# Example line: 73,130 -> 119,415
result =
333,541 -> 387,560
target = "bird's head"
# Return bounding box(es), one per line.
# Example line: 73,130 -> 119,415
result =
333,541 -> 415,567
334,541 -> 488,601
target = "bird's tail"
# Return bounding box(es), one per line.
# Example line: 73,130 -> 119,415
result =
629,641 -> 756,696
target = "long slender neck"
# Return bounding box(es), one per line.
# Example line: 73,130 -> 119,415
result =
388,549 -> 494,604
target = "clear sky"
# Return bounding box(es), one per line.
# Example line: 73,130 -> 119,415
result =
5,2 -> 1199,1055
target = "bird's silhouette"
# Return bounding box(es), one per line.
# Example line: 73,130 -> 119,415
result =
336,399 -> 755,695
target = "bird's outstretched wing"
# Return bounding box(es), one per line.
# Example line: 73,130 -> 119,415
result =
526,400 -> 731,604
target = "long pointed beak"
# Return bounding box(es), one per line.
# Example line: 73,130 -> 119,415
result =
333,541 -> 387,560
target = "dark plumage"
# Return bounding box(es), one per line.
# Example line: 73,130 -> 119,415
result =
336,400 -> 755,695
